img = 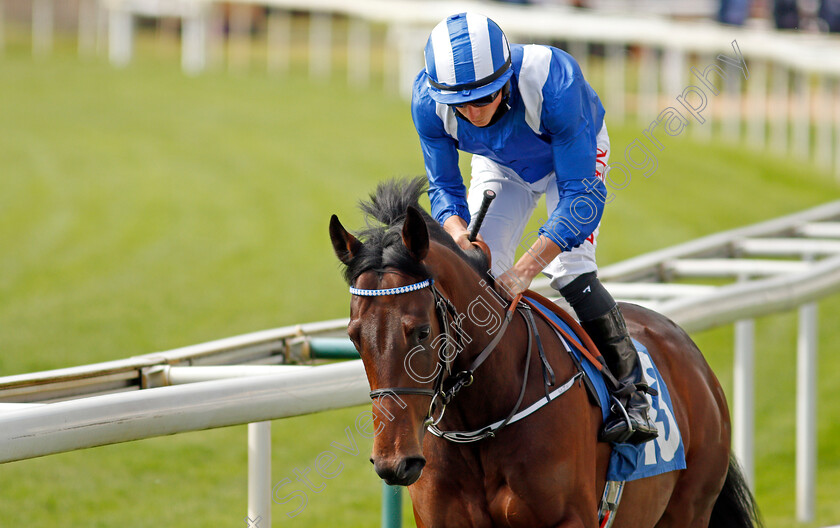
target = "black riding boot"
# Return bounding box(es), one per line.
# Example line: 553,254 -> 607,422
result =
559,272 -> 658,445
581,305 -> 659,444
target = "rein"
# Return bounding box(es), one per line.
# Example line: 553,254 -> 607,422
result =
351,276 -> 583,443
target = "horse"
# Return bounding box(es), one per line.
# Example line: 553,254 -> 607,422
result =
329,177 -> 761,528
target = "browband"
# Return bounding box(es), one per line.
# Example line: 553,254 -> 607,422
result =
350,278 -> 433,297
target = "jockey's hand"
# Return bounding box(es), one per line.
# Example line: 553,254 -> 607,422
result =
495,267 -> 532,302
450,231 -> 472,251
443,215 -> 484,252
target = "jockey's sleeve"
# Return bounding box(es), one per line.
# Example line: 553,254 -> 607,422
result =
418,132 -> 470,226
538,53 -> 606,251
411,82 -> 470,226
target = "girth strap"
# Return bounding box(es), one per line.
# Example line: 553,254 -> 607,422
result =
520,294 -> 604,371
598,480 -> 625,528
522,306 -> 555,402
521,295 -> 625,392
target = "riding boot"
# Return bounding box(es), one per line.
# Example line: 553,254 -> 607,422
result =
580,305 -> 659,445
559,272 -> 658,444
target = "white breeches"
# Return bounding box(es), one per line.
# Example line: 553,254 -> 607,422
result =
466,122 -> 610,291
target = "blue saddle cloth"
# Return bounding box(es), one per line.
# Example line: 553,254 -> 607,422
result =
525,296 -> 687,482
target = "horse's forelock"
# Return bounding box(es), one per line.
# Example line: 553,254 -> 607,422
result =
359,177 -> 428,228
342,226 -> 429,285
341,177 -> 490,284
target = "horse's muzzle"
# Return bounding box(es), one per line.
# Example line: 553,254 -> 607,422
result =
373,455 -> 426,486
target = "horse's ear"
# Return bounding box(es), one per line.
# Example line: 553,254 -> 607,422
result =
329,214 -> 362,265
401,206 -> 429,261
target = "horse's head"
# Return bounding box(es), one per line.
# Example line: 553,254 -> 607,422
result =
329,178 -> 490,486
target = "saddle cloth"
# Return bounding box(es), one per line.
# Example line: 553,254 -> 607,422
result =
524,295 -> 687,482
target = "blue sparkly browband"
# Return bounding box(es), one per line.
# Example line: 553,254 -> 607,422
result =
349,278 -> 433,297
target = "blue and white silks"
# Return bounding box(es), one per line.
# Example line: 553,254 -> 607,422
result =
412,43 -> 607,252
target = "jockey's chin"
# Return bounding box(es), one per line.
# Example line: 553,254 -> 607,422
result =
456,97 -> 503,127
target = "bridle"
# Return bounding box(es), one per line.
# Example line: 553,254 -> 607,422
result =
350,273 -> 578,443
353,276 -> 488,424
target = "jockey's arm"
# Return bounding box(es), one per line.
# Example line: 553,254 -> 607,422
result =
497,178 -> 604,299
496,234 -> 562,299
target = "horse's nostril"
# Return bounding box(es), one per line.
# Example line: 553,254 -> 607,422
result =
369,457 -> 375,465
400,456 -> 426,482
373,456 -> 426,486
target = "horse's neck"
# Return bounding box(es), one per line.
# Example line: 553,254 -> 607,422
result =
429,253 -> 510,374
457,311 -> 533,417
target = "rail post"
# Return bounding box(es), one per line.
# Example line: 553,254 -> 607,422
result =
733,315 -> 755,490
732,271 -> 755,490
796,301 -> 818,523
249,421 -> 272,528
382,483 -> 402,528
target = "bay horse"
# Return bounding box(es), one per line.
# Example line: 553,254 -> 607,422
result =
329,178 -> 760,528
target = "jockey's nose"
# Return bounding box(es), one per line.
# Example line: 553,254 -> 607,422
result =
462,105 -> 482,121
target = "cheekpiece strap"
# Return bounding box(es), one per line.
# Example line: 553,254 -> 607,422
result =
349,278 -> 433,297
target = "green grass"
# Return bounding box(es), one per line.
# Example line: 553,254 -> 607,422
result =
1,32 -> 839,527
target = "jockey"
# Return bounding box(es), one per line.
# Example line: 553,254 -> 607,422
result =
411,12 -> 658,445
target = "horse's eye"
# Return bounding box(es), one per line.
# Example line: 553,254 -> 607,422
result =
416,325 -> 431,342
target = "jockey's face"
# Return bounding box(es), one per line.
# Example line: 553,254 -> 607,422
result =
453,91 -> 503,127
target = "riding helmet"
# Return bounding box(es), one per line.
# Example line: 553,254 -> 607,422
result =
423,12 -> 513,105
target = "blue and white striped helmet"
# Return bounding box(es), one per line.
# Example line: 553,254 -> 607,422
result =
423,13 -> 512,105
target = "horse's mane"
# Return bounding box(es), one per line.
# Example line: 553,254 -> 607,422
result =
341,177 -> 490,284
